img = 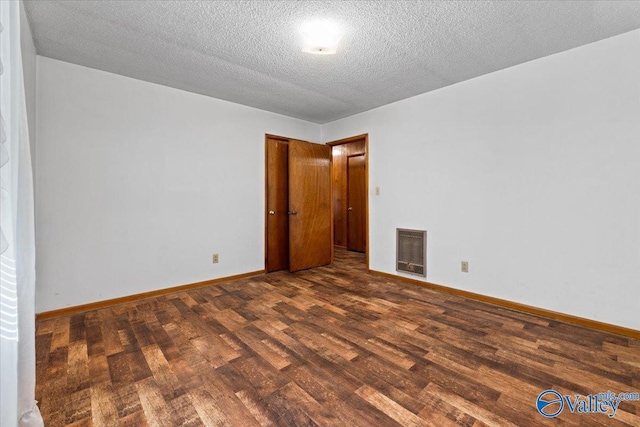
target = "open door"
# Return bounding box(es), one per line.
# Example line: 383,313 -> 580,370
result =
288,139 -> 332,272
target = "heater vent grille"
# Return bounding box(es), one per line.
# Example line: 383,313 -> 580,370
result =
396,229 -> 426,277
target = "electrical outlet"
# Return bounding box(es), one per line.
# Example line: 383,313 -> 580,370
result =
212,254 -> 219,264
461,261 -> 468,273
375,186 -> 380,195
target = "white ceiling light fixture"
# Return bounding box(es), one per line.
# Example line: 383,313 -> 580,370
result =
301,20 -> 343,55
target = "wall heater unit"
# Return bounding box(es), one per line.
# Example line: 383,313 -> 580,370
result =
396,228 -> 426,277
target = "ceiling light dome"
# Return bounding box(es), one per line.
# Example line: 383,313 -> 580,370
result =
301,21 -> 343,55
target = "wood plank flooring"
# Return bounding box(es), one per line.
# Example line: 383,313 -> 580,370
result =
36,249 -> 640,426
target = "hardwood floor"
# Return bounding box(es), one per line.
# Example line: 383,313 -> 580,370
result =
36,249 -> 640,426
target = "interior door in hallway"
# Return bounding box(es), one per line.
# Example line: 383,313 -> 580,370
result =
288,139 -> 332,272
347,154 -> 366,252
265,137 -> 289,272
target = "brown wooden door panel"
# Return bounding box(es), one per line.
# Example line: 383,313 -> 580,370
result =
265,138 -> 289,272
347,154 -> 366,252
288,140 -> 332,272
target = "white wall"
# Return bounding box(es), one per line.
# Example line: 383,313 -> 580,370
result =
35,57 -> 321,312
322,30 -> 640,330
20,1 -> 36,172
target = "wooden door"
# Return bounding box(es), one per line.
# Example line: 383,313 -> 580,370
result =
288,139 -> 332,272
265,138 -> 289,272
347,154 -> 366,252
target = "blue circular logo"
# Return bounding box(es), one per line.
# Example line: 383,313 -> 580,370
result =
537,389 -> 564,418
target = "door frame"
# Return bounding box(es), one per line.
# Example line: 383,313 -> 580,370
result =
327,134 -> 369,271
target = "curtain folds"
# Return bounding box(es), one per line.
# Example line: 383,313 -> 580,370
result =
0,1 -> 44,426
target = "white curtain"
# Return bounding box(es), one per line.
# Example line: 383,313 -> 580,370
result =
0,1 -> 43,426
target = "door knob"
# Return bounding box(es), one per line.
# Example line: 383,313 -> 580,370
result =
348,207 -> 353,211
288,210 -> 297,215
268,210 -> 275,215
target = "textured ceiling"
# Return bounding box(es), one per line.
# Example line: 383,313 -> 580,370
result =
24,1 -> 640,124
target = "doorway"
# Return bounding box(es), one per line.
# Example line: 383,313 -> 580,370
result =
328,134 -> 369,267
265,135 -> 332,273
